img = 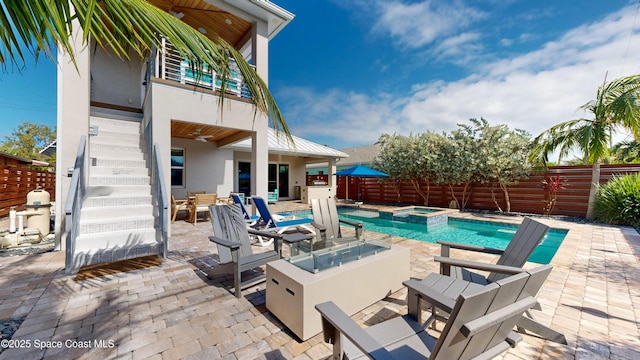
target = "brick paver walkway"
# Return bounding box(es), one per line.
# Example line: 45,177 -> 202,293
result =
1,203 -> 639,359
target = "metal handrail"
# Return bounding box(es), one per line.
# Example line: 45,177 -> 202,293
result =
153,143 -> 169,258
152,38 -> 254,99
145,120 -> 168,257
65,135 -> 87,274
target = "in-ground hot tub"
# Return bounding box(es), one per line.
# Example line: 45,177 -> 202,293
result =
379,206 -> 458,228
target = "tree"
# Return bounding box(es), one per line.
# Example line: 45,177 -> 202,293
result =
0,122 -> 56,164
530,74 -> 640,218
475,119 -> 532,212
0,0 -> 291,139
434,122 -> 483,210
375,132 -> 443,205
611,140 -> 640,163
375,133 -> 413,203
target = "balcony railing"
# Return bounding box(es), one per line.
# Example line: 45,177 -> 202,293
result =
150,38 -> 253,99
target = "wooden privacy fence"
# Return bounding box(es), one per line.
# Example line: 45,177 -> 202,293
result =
0,165 -> 55,217
313,164 -> 640,218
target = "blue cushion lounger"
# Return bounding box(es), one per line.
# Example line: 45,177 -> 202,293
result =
252,196 -> 319,246
231,193 -> 260,225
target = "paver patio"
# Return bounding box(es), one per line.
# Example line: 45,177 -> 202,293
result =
0,202 -> 639,359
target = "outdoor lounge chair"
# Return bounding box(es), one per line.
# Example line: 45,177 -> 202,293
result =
436,217 -> 548,282
190,193 -> 218,224
430,217 -> 567,344
311,197 -> 363,247
207,204 -> 307,298
171,195 -> 189,223
252,196 -> 320,246
231,193 -> 260,225
315,267 -> 541,359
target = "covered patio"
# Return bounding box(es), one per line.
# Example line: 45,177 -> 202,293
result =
0,204 -> 638,359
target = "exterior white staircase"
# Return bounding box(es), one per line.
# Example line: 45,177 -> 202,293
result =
69,115 -> 161,271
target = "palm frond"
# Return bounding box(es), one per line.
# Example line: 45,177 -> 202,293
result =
0,0 -> 75,70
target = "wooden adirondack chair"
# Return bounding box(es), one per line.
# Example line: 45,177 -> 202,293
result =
207,204 -> 294,298
431,217 -> 566,344
311,197 -> 363,248
436,217 -> 549,283
316,267 -> 541,359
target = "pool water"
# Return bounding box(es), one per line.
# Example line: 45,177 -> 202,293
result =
292,208 -> 567,264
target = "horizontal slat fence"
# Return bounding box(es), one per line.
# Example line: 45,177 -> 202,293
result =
0,166 -> 55,217
308,164 -> 640,217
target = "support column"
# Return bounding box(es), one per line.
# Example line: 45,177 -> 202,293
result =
329,158 -> 337,199
251,129 -> 269,204
55,29 -> 91,250
252,22 -> 269,83
328,158 -> 337,187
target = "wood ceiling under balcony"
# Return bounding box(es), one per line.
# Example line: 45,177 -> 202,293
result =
171,120 -> 252,145
148,0 -> 253,47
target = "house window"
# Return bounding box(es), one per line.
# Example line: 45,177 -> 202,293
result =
171,148 -> 185,187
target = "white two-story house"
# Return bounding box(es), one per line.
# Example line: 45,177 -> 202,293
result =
56,0 -> 346,273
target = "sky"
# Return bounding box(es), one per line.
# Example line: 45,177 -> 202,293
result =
1,0 -> 640,152
269,0 -> 640,149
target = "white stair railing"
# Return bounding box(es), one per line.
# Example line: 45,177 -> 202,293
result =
145,121 -> 169,257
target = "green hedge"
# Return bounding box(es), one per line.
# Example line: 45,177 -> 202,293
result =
594,173 -> 640,227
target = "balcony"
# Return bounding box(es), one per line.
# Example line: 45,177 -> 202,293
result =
149,38 -> 253,100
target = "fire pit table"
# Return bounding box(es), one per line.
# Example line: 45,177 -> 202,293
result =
266,236 -> 409,340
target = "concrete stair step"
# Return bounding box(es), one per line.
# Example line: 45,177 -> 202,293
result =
90,166 -> 149,176
90,108 -> 143,121
86,185 -> 151,196
90,142 -> 143,154
89,175 -> 150,186
90,116 -> 141,128
74,228 -> 157,253
93,158 -> 147,168
80,215 -> 154,235
91,128 -> 141,139
90,151 -> 145,161
84,194 -> 153,207
81,204 -> 153,220
90,135 -> 143,147
89,123 -> 141,136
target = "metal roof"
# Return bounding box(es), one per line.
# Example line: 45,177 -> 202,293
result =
225,128 -> 349,159
336,143 -> 381,166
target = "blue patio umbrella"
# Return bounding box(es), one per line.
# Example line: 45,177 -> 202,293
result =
334,165 -> 389,201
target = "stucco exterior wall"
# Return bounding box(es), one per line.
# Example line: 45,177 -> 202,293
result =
170,138 -> 235,199
90,46 -> 144,108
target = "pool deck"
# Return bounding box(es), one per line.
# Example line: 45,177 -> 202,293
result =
1,202 -> 639,359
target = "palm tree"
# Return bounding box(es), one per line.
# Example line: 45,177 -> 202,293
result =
0,0 -> 291,139
611,140 -> 640,163
530,74 -> 640,218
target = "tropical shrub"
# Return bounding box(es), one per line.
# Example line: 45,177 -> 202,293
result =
593,173 -> 640,227
542,175 -> 567,215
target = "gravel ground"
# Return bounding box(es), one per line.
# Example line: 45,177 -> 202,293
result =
0,318 -> 25,354
0,238 -> 56,258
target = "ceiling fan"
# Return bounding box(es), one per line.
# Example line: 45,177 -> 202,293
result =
190,129 -> 213,142
195,135 -> 213,142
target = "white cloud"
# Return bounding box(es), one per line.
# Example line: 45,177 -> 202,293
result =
371,0 -> 486,49
279,5 -> 640,149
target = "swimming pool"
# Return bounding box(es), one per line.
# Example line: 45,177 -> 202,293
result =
290,207 -> 567,264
